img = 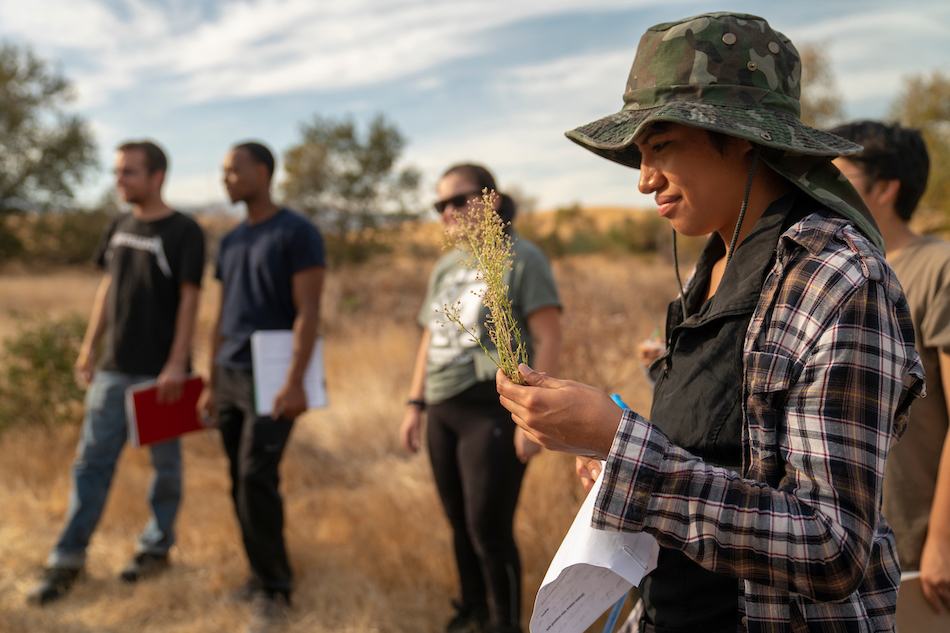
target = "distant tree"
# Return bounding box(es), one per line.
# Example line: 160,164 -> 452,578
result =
0,42 -> 97,214
280,114 -> 421,263
506,184 -> 538,215
798,42 -> 845,129
890,71 -> 950,226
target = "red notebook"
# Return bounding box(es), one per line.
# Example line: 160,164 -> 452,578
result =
125,375 -> 206,447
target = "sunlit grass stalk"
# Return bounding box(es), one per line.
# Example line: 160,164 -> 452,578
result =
442,189 -> 528,385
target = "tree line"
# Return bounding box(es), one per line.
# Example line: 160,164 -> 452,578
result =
1,40 -> 949,264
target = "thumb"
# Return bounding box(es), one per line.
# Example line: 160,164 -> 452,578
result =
518,363 -> 551,387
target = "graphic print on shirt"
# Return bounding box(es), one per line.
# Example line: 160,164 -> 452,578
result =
428,266 -> 487,368
107,232 -> 173,278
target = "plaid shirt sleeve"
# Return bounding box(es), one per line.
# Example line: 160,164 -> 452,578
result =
593,218 -> 924,626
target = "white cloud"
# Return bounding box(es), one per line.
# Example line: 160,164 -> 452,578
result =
2,0 -> 660,108
165,169 -> 225,207
785,5 -> 950,110
6,0 -> 950,213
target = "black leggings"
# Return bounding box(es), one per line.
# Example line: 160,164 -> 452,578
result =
427,381 -> 527,628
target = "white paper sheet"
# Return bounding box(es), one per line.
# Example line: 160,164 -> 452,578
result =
531,472 -> 658,633
250,331 -> 327,416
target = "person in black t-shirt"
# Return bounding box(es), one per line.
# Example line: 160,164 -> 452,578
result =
199,141 -> 325,633
28,141 -> 205,606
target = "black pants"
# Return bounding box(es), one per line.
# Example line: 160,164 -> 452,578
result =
216,366 -> 295,598
427,381 -> 527,628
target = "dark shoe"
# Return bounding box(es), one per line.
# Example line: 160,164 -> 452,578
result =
26,567 -> 83,606
231,576 -> 264,603
120,552 -> 169,583
246,592 -> 290,633
447,600 -> 489,633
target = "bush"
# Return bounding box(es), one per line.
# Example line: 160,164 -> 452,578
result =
0,314 -> 87,432
1,210 -> 112,267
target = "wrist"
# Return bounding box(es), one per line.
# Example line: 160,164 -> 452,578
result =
407,398 -> 426,411
163,356 -> 188,371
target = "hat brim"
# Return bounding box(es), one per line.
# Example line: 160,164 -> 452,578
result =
565,101 -> 862,169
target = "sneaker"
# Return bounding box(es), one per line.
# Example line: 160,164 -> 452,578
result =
447,600 -> 489,633
26,567 -> 83,606
120,552 -> 169,583
246,591 -> 290,633
231,576 -> 264,603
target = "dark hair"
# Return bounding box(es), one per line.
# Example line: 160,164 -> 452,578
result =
640,121 -> 736,156
441,163 -> 516,228
829,121 -> 930,221
233,141 -> 276,179
117,140 -> 168,174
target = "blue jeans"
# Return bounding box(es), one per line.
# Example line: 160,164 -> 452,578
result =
48,371 -> 182,569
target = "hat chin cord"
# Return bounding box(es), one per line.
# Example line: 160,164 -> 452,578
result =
671,144 -> 762,320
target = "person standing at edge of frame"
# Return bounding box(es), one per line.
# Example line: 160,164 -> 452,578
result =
401,163 -> 562,633
28,140 -> 205,606
831,120 -> 950,615
496,12 -> 924,633
199,141 -> 325,633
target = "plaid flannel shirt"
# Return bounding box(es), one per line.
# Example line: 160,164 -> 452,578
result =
595,214 -> 924,633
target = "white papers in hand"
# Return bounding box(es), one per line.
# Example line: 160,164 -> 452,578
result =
250,331 -> 327,416
531,470 -> 659,633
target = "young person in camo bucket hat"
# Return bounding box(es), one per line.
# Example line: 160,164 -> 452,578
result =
496,12 -> 925,632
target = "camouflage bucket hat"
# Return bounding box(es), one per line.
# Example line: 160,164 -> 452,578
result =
566,12 -> 883,251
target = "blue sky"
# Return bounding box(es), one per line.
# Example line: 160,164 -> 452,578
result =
2,0 -> 949,213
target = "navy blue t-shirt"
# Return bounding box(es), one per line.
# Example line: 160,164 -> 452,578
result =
215,208 -> 326,370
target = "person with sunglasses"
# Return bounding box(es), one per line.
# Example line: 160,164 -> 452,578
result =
400,163 -> 562,633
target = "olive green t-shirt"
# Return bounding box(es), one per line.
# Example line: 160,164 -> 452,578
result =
882,234 -> 950,570
419,234 -> 560,404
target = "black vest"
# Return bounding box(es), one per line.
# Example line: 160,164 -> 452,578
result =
641,193 -> 814,632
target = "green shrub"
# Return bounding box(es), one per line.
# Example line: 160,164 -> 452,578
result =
323,231 -> 392,265
0,314 -> 87,432
28,211 -> 112,266
0,210 -> 112,267
564,230 -> 604,255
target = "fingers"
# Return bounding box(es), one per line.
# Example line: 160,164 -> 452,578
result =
74,362 -> 93,388
921,580 -> 945,614
167,382 -> 184,404
157,377 -> 184,404
575,456 -> 602,481
921,577 -> 950,614
399,421 -> 420,454
197,389 -> 218,427
575,456 -> 602,492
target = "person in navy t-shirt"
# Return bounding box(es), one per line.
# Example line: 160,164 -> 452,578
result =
200,141 -> 325,632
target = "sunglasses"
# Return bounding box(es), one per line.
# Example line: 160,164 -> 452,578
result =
434,190 -> 481,214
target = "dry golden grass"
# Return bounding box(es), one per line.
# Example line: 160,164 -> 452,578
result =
0,217 -> 685,633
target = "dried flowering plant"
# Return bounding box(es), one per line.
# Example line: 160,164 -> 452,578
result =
442,189 -> 527,385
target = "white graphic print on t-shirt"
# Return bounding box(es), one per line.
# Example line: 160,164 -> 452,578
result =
107,232 -> 173,278
428,266 -> 487,368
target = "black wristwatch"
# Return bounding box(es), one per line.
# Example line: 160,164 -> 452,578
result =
407,399 -> 426,410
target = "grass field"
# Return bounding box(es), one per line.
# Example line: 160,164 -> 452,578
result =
0,212 -> 683,633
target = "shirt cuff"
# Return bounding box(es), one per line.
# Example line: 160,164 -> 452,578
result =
592,409 -> 667,533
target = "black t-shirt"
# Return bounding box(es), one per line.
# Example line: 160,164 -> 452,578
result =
215,208 -> 326,370
94,211 -> 205,375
